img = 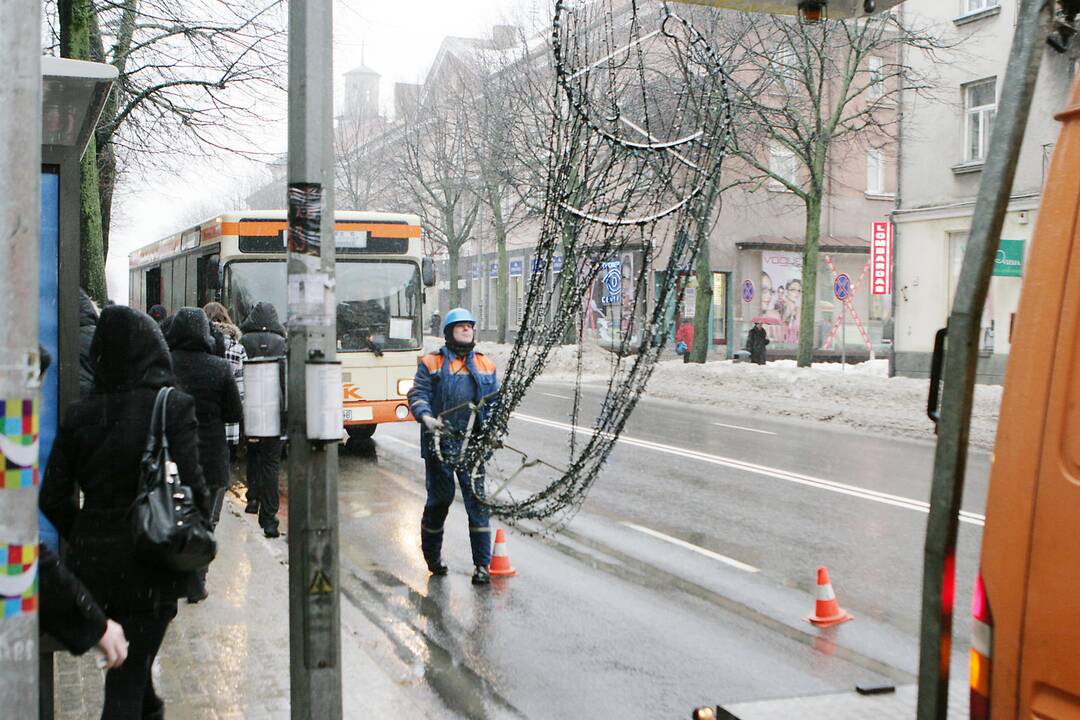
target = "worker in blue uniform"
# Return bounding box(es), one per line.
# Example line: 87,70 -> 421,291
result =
408,308 -> 499,585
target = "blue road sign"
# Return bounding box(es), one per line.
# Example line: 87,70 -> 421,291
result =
600,260 -> 622,305
741,279 -> 754,303
834,273 -> 852,302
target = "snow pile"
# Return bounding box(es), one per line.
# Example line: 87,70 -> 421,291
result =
425,339 -> 1001,450
641,358 -> 1001,450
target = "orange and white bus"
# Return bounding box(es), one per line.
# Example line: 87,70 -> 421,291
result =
128,209 -> 434,439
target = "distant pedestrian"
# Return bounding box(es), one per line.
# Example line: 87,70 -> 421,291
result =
675,319 -> 694,363
166,307 -> 242,602
429,312 -> 442,337
148,303 -> 167,325
204,301 -> 247,452
41,305 -> 210,719
240,302 -> 287,538
747,321 -> 769,365
408,307 -> 499,585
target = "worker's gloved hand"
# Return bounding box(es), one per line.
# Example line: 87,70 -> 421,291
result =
421,415 -> 445,433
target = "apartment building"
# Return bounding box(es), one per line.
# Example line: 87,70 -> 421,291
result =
892,0 -> 1073,381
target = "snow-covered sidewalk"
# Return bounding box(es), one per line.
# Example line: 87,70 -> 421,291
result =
463,341 -> 1001,451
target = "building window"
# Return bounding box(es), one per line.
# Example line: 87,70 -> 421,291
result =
711,272 -> 727,343
965,78 -> 997,163
866,149 -> 885,194
965,0 -> 999,13
773,45 -> 797,91
769,145 -> 798,190
511,276 -> 523,327
867,56 -> 885,100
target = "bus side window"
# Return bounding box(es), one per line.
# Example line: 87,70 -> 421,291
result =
196,254 -> 220,306
186,253 -> 198,307
145,266 -> 161,309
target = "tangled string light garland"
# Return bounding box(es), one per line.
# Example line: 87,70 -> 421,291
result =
437,1 -> 734,531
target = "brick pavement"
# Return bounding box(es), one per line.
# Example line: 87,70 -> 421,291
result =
51,488 -> 430,719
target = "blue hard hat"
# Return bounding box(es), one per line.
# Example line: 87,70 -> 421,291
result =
442,307 -> 477,333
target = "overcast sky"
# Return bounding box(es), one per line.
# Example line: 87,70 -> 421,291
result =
107,0 -> 530,303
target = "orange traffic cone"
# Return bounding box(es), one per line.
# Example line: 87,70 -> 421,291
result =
806,566 -> 853,627
488,528 -> 517,577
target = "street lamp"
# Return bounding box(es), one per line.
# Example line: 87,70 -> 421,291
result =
797,1 -> 826,22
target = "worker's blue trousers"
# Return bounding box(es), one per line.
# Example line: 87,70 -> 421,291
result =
420,457 -> 492,568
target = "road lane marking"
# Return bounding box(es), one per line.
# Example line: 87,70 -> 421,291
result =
621,522 -> 760,573
712,422 -> 777,436
511,412 -> 985,527
541,392 -> 572,400
379,435 -> 421,452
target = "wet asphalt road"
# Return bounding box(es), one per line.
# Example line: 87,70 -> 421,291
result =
334,380 -> 990,719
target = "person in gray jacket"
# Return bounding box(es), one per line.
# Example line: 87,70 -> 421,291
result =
239,302 -> 287,538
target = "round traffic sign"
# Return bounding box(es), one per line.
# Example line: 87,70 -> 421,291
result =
834,273 -> 852,301
741,279 -> 754,303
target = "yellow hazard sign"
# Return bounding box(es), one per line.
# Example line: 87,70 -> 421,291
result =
308,569 -> 333,595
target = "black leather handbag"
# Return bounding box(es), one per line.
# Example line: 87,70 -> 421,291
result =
132,387 -> 217,572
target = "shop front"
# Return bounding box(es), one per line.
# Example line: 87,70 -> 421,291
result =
734,237 -> 891,360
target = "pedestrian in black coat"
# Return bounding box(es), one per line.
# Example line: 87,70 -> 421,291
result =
239,302 -> 287,537
166,308 -> 242,500
41,305 -> 209,720
39,545 -> 130,668
78,289 -> 99,397
747,322 -> 769,365
166,307 -> 242,602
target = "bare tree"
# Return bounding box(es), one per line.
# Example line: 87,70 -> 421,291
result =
396,82 -> 482,309
718,11 -> 944,366
460,35 -> 544,343
44,0 -> 287,296
335,114 -> 394,211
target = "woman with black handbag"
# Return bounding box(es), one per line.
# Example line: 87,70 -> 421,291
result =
41,305 -> 210,720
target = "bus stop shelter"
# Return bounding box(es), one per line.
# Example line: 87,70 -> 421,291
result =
38,55 -> 117,719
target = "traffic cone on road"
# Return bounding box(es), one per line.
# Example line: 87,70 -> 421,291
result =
488,528 -> 517,577
806,566 -> 852,627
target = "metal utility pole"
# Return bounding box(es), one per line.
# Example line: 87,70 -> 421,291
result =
286,2 -> 342,718
0,2 -> 42,716
917,1 -> 1050,718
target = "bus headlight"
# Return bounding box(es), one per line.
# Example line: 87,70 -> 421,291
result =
395,404 -> 410,420
396,378 -> 413,396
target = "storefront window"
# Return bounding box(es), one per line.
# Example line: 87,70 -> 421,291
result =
949,232 -> 994,352
712,272 -> 726,342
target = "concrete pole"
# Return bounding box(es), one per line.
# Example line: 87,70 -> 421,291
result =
0,2 -> 42,716
286,2 -> 342,718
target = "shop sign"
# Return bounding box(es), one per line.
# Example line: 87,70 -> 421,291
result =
600,261 -> 622,305
993,239 -> 1025,277
870,221 -> 892,295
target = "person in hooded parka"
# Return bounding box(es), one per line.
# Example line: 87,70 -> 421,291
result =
41,305 -> 210,720
166,307 -> 242,601
203,301 -> 247,453
239,301 -> 287,537
78,289 -> 99,398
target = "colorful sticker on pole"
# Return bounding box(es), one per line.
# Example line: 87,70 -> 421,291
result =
0,544 -> 38,618
741,279 -> 754,303
1,399 -> 39,489
287,183 -> 323,257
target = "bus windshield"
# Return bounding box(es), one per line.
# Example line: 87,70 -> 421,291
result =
225,259 -> 422,352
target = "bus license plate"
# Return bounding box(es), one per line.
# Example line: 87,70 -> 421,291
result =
343,407 -> 373,422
